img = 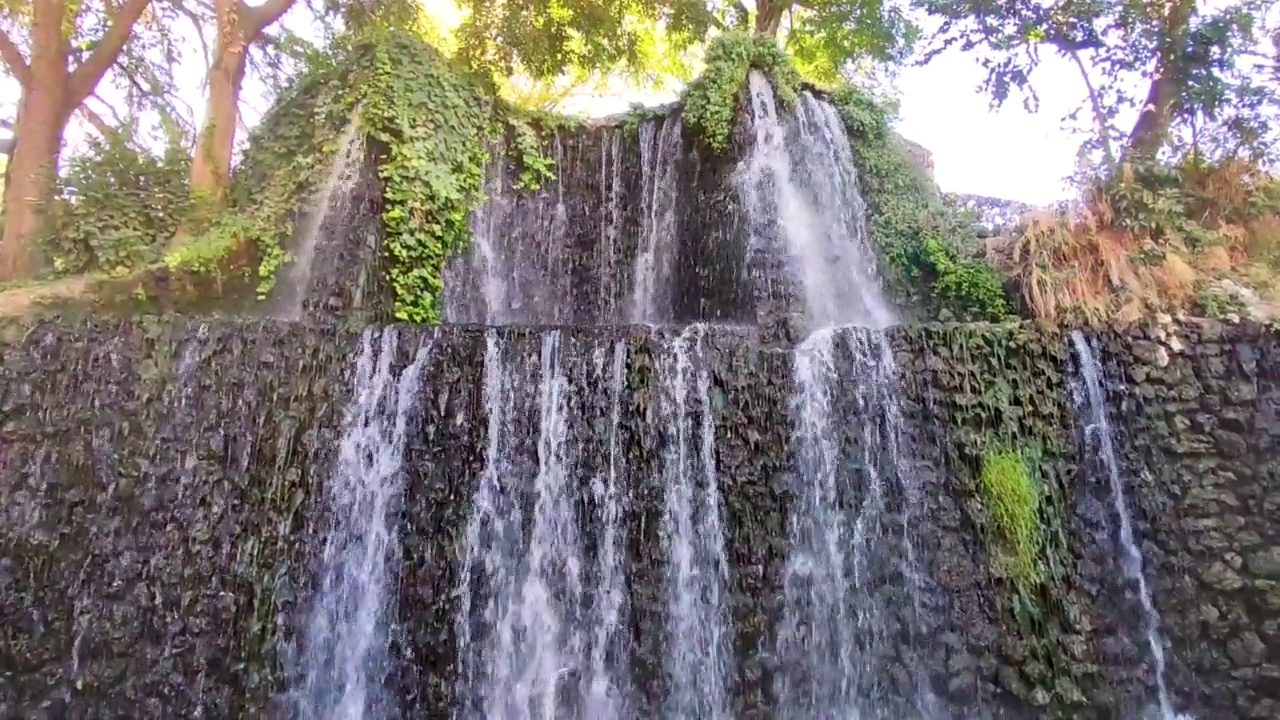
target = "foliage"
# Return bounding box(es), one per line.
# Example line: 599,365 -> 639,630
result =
978,446 -> 1044,590
453,0 -> 704,80
358,26 -> 495,322
164,37 -> 360,298
777,0 -> 917,83
681,31 -> 801,153
917,0 -> 1279,166
988,157 -> 1280,322
41,129 -> 190,277
830,82 -> 1014,320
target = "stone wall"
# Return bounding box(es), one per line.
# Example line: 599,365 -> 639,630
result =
1,317 -> 1277,717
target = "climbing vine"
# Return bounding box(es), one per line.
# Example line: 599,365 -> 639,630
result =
829,84 -> 1013,321
915,324 -> 1088,708
355,29 -> 495,322
681,32 -> 801,154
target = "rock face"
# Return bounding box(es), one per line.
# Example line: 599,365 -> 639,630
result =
1,316 -> 1276,717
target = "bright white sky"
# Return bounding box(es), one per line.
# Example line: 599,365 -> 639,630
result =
0,3 -> 1142,206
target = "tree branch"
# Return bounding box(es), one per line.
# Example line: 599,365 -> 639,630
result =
68,0 -> 154,106
0,27 -> 30,84
78,102 -> 116,138
239,0 -> 297,44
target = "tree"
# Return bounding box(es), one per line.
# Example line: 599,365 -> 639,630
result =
183,0 -> 299,219
0,0 -> 153,281
918,0 -> 1279,168
452,0 -> 914,83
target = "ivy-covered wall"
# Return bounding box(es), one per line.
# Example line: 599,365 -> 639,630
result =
1,317 -> 1276,717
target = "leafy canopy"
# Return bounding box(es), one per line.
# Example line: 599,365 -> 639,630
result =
452,0 -> 917,84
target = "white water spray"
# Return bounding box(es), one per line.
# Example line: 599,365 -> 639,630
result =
660,324 -> 732,719
295,326 -> 434,719
629,116 -> 682,324
737,70 -> 894,330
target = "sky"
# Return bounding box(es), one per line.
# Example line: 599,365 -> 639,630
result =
1,3 -> 1131,207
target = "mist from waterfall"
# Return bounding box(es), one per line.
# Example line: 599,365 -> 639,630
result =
293,326 -> 434,719
629,115 -> 682,324
271,118 -> 365,321
737,70 -> 893,331
455,331 -> 632,719
1070,331 -> 1181,720
658,324 -> 733,719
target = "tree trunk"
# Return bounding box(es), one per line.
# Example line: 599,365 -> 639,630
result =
0,0 -> 153,281
178,0 -> 296,243
0,2 -> 70,282
755,0 -> 787,36
188,33 -> 248,206
1122,0 -> 1194,161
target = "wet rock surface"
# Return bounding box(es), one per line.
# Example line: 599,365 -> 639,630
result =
0,317 -> 1276,717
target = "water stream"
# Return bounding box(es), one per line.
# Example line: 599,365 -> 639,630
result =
659,324 -> 733,719
272,119 -> 365,320
1069,330 -> 1178,719
629,115 -> 682,324
294,326 -> 435,719
737,70 -> 894,330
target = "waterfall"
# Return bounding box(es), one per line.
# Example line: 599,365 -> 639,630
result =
457,330 -> 632,718
776,328 -> 938,718
1069,331 -> 1179,720
581,341 -> 632,716
294,326 -> 434,719
271,118 -> 365,320
659,324 -> 733,719
597,130 -> 625,322
629,115 -> 682,324
737,70 -> 893,330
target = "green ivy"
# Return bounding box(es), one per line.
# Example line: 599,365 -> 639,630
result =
829,84 -> 1014,322
682,31 -> 801,153
356,28 -> 495,322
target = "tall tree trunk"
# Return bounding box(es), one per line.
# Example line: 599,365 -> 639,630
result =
0,1 -> 70,281
183,0 -> 296,228
188,26 -> 248,207
0,0 -> 153,282
755,0 -> 788,36
1123,0 -> 1194,161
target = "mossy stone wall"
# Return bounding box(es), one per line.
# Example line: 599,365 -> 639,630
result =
1,317 -> 1276,717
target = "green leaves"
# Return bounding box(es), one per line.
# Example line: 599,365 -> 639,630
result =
682,32 -> 800,153
354,26 -> 495,322
41,128 -> 191,278
832,82 -> 1015,321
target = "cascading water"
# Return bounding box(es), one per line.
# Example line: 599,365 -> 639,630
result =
294,326 -> 434,719
737,70 -> 894,330
456,330 -> 631,718
581,341 -> 632,716
596,130 -> 625,322
271,118 -> 365,320
776,328 -> 939,718
658,324 -> 733,719
1069,330 -> 1180,720
738,68 -> 938,716
629,115 -> 682,324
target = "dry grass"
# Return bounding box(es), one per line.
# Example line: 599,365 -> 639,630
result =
988,158 -> 1280,322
